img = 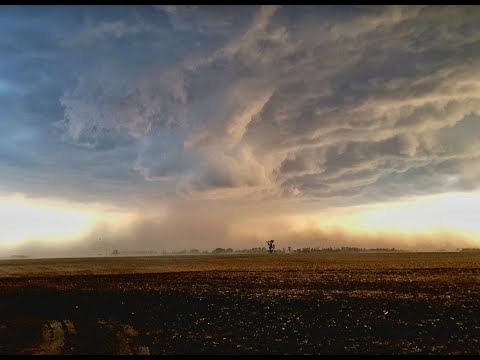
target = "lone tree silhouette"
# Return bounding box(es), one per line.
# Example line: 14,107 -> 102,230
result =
266,240 -> 275,253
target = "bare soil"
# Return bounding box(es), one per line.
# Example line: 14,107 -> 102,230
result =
0,253 -> 478,354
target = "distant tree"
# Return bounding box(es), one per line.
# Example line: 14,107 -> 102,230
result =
212,248 -> 226,254
266,240 -> 275,253
287,246 -> 292,253
111,249 -> 119,256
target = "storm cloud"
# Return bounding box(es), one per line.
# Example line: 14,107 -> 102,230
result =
1,6 -> 480,253
54,5 -> 480,201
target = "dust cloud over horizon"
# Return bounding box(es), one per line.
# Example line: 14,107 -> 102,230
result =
2,199 -> 478,259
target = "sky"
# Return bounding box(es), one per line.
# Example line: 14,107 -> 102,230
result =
1,5 -> 480,256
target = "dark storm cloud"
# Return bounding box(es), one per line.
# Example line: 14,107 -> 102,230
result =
1,5 -> 480,207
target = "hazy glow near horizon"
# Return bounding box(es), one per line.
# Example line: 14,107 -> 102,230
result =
0,194 -> 135,246
0,193 -> 480,250
281,192 -> 480,247
347,192 -> 480,238
2,191 -> 480,249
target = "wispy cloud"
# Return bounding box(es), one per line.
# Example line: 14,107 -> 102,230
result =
56,5 -> 480,204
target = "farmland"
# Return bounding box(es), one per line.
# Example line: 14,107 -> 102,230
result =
0,252 -> 478,354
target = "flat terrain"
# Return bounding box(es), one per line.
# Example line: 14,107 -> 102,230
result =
0,253 -> 478,354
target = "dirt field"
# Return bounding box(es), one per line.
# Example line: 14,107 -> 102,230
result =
0,253 -> 478,354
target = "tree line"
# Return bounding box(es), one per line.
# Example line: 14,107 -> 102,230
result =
111,244 -> 403,256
